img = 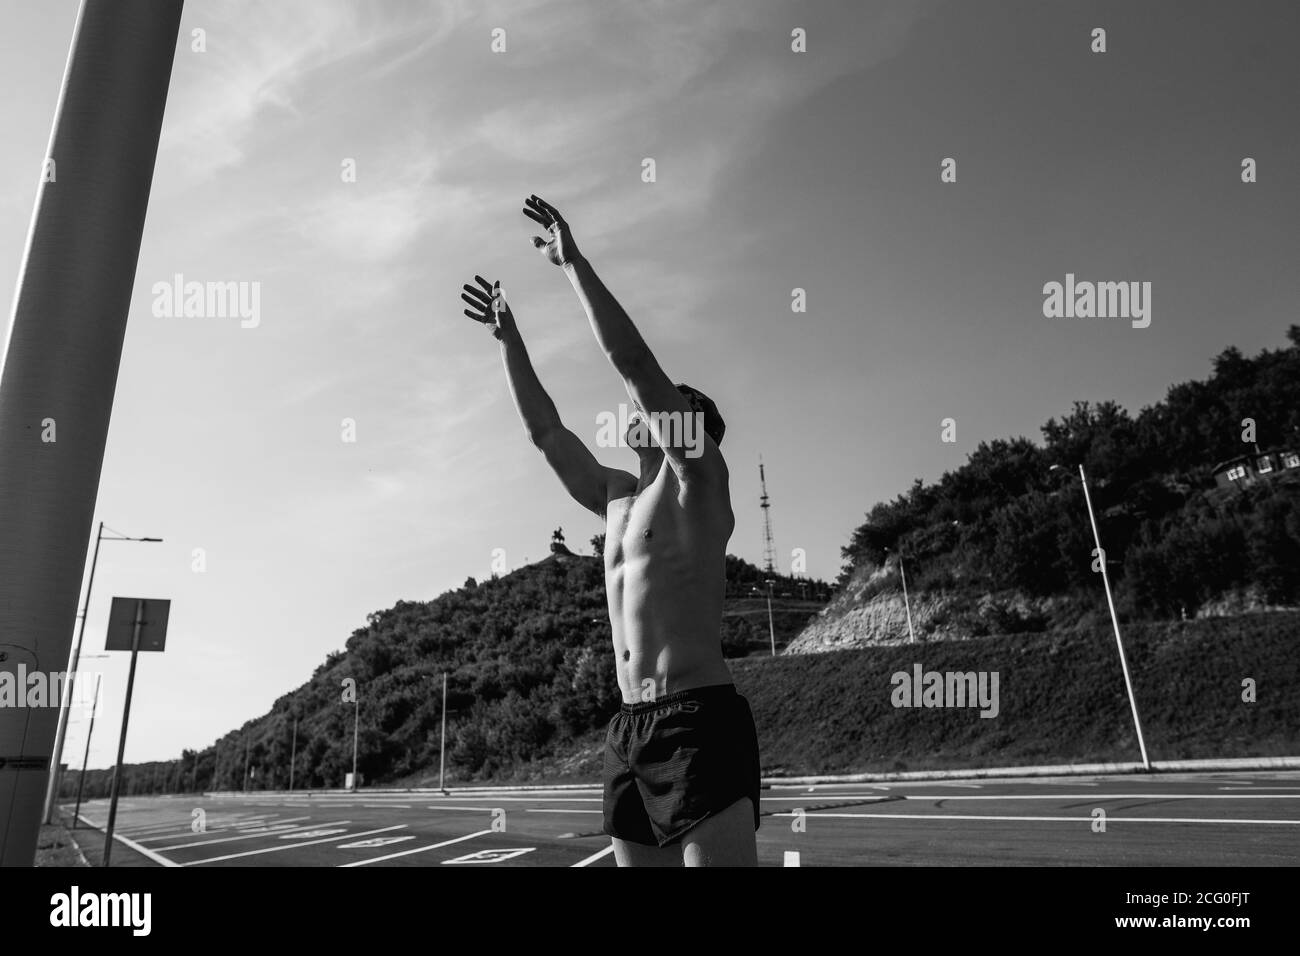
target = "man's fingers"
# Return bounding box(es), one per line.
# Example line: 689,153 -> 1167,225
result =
525,195 -> 558,225
473,274 -> 495,294
462,287 -> 491,307
522,205 -> 550,228
530,236 -> 546,249
464,308 -> 491,322
532,195 -> 564,222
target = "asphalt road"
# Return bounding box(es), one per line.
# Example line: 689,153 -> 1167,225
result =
67,771 -> 1300,867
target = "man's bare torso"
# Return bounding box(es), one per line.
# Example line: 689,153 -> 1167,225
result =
603,460 -> 735,704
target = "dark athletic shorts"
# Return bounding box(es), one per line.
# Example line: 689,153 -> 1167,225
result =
602,683 -> 761,847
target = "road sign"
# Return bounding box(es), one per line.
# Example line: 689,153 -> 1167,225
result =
102,596 -> 171,866
105,597 -> 170,652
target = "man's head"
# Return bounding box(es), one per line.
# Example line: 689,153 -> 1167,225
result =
674,383 -> 725,447
622,384 -> 726,455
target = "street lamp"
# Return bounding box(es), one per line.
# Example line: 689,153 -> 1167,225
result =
885,547 -> 916,643
70,673 -> 103,829
1051,463 -> 1151,770
44,522 -> 162,823
765,578 -> 777,656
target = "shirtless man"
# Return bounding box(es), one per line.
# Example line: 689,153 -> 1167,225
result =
459,195 -> 760,866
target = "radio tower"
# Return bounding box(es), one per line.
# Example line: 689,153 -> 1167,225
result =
759,456 -> 776,574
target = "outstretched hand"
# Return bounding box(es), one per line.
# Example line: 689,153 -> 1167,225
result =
461,275 -> 515,340
523,195 -> 581,267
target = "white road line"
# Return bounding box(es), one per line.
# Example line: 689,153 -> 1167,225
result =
153,820 -> 351,851
76,814 -> 180,867
526,808 -> 603,814
339,829 -> 493,867
130,816 -> 283,842
114,818 -> 225,837
572,844 -> 616,867
184,825 -> 406,865
363,804 -> 410,809
905,794 -> 1300,801
783,812 -> 1300,825
428,805 -> 510,812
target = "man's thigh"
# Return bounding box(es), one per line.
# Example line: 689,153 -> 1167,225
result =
611,837 -> 682,867
681,797 -> 757,867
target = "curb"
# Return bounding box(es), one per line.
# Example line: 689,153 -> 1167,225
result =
186,756 -> 1300,796
763,756 -> 1300,786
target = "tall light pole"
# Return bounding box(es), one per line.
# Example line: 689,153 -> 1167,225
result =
288,716 -> 299,792
44,523 -> 161,823
70,673 -> 103,829
351,693 -> 360,790
886,547 -> 916,644
1054,463 -> 1151,770
765,579 -> 777,656
439,672 -> 448,793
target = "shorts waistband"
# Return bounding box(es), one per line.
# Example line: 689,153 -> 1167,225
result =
619,683 -> 736,715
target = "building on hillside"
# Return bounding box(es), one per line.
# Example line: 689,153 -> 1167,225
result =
1212,447 -> 1300,489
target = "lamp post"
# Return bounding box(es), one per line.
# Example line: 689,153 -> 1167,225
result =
70,673 -> 103,829
44,522 -> 162,823
439,672 -> 448,793
289,716 -> 299,792
765,579 -> 777,656
351,693 -> 360,790
1052,463 -> 1151,770
885,547 -> 916,644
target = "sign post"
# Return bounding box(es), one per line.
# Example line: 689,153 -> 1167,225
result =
102,597 -> 170,866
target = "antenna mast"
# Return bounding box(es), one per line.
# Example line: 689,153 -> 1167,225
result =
759,456 -> 776,575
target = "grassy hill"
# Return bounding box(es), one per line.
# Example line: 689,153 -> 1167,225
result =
67,551 -> 827,798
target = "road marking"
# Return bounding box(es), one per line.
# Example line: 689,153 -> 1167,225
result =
76,814 -> 180,867
153,820 -> 349,851
443,847 -> 536,864
526,808 -> 603,814
283,829 -> 347,838
363,804 -> 411,808
137,816 -> 313,842
784,851 -> 800,866
428,805 -> 513,812
339,829 -> 493,867
785,812 -> 1300,825
184,825 -> 406,864
339,836 -> 416,849
571,844 -> 616,867
906,794 -> 1300,801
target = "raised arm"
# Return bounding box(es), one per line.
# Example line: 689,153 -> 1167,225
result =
522,195 -> 723,479
461,275 -> 631,516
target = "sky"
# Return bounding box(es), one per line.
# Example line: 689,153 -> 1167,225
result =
1,0 -> 1298,768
